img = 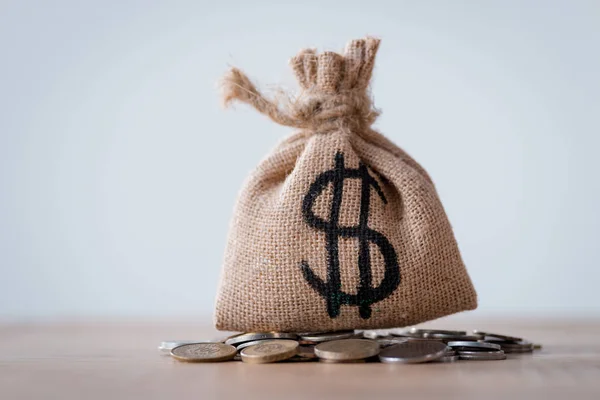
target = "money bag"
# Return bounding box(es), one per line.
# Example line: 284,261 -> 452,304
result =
215,37 -> 477,332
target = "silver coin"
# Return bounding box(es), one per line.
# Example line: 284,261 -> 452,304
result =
473,330 -> 523,342
225,332 -> 297,346
448,341 -> 502,351
410,328 -> 467,336
486,340 -> 534,353
500,344 -> 534,350
406,337 -> 445,342
502,345 -> 534,354
503,349 -> 533,354
158,340 -> 201,353
458,350 -> 505,356
299,331 -> 356,342
392,330 -> 448,341
459,351 -> 506,361
436,355 -> 460,363
377,338 -> 409,348
482,339 -> 520,345
389,331 -> 417,338
424,333 -> 483,341
378,340 -> 448,364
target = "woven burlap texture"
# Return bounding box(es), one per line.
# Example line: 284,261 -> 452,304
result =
215,37 -> 477,332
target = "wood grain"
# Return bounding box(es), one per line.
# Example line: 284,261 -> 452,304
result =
1,317 -> 599,399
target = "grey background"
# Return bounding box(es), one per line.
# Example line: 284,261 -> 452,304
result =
1,0 -> 599,320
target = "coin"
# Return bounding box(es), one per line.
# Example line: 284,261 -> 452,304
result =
163,329 -> 539,366
377,338 -> 409,348
296,345 -> 317,359
473,330 -> 523,342
235,339 -> 278,352
378,340 -> 448,364
484,340 -> 534,353
389,331 -> 417,338
501,342 -> 534,353
282,355 -> 317,362
406,337 -> 445,342
391,329 -> 449,340
503,348 -> 533,354
298,340 -> 318,346
314,339 -> 380,361
225,332 -> 297,346
299,331 -> 356,342
459,350 -> 506,361
319,358 -> 367,363
410,329 -> 467,336
482,339 -> 520,345
170,343 -> 237,362
158,340 -> 199,353
447,341 -> 502,351
436,355 -> 460,363
424,333 -> 483,341
458,350 -> 505,356
240,340 -> 299,364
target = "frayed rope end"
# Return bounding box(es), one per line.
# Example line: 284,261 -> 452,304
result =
219,67 -> 300,128
220,67 -> 261,108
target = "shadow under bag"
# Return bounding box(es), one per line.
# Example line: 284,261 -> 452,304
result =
215,37 -> 477,332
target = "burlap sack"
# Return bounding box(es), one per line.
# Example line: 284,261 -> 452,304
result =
215,37 -> 477,332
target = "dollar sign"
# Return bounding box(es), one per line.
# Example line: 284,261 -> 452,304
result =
300,151 -> 401,319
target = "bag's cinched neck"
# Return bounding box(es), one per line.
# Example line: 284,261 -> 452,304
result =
221,37 -> 381,135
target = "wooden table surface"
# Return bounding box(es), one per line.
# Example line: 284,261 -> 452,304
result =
1,317 -> 599,399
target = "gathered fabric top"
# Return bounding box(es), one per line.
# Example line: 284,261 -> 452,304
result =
221,37 -> 381,135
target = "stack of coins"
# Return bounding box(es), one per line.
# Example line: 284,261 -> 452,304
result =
160,328 -> 541,364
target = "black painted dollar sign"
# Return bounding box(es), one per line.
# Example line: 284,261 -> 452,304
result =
300,152 -> 401,319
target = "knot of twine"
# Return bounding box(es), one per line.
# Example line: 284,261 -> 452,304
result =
221,37 -> 381,135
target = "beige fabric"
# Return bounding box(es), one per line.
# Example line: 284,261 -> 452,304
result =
215,37 -> 477,332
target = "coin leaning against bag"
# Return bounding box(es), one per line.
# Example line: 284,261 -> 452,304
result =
314,339 -> 380,361
378,340 -> 448,364
240,340 -> 299,364
170,343 -> 237,362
